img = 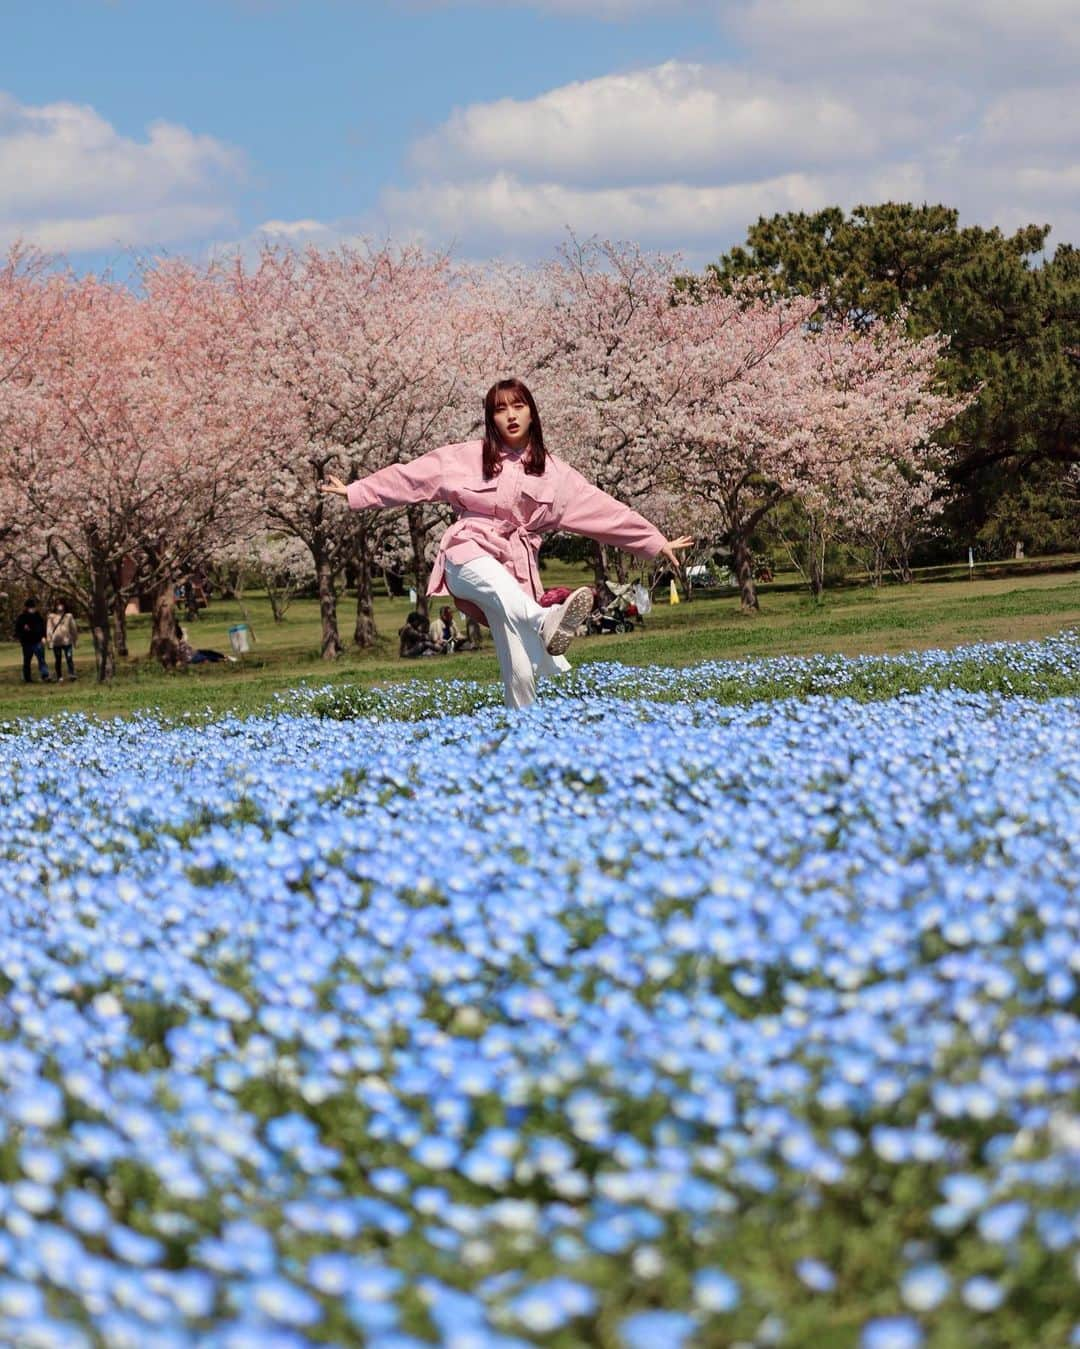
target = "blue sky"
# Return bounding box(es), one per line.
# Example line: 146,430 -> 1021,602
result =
2,1 -> 1077,273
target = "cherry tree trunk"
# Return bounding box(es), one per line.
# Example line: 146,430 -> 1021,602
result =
406,507 -> 430,619
89,552 -> 114,683
317,556 -> 342,660
268,585 -> 288,623
897,532 -> 914,583
808,526 -> 826,599
731,532 -> 759,613
112,592 -> 129,658
592,541 -> 609,590
150,582 -> 180,669
613,550 -> 628,584
352,522 -> 378,649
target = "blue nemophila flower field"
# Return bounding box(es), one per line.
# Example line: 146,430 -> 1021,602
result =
0,642 -> 1077,1347
307,631 -> 1080,723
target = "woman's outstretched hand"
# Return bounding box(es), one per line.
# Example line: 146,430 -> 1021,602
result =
320,474 -> 349,499
660,535 -> 694,571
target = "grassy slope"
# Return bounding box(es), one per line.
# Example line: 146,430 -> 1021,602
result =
2,562 -> 1079,723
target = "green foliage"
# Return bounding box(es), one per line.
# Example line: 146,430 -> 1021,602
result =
764,497 -> 855,592
975,461 -> 1080,558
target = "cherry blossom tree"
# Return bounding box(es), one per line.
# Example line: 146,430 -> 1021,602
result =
526,238 -> 688,587
0,259 -> 266,677
0,247 -> 65,588
787,317 -> 972,596
842,457 -> 952,586
211,532 -> 314,623
665,289 -> 969,610
0,276 -> 146,679
523,241 -> 818,596
134,258 -> 274,666
229,242 -> 482,657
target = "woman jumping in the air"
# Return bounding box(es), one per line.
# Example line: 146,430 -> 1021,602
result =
321,378 -> 693,709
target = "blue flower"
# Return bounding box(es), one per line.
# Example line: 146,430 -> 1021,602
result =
249,1276 -> 323,1327
900,1265 -> 950,1311
976,1201 -> 1028,1244
860,1316 -> 925,1349
962,1276 -> 1006,1312
693,1268 -> 741,1312
796,1258 -> 837,1293
619,1310 -> 698,1349
0,642 -> 1077,1342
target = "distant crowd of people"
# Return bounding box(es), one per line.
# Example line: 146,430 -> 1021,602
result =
399,606 -> 483,659
13,598 -> 78,684
9,595 -> 554,681
10,596 -> 240,684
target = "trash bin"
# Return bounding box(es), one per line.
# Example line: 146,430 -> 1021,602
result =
227,624 -> 251,656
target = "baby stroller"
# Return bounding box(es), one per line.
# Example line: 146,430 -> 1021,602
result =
585,581 -> 647,635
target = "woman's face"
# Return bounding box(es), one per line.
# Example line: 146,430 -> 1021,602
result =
492,391 -> 532,450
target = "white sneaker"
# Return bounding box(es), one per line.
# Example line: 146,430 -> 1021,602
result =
543,586 -> 594,656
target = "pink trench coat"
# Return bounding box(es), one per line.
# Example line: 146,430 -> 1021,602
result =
346,440 -> 668,623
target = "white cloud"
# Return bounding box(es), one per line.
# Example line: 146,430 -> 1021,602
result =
411,63 -> 878,187
206,217 -> 355,267
381,0 -> 1080,260
432,0 -> 1080,72
732,0 -> 1080,83
978,87 -> 1080,159
381,169 -> 830,253
250,218 -> 340,243
0,92 -> 245,253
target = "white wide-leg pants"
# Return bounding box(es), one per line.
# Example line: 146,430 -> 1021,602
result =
444,554 -> 571,709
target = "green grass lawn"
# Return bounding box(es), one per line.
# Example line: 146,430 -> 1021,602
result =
3,559 -> 1079,722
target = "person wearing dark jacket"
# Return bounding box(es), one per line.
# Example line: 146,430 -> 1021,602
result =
14,599 -> 50,683
398,612 -> 438,659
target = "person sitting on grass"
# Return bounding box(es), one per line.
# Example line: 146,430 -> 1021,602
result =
175,618 -> 230,666
398,612 -> 438,659
464,614 -> 484,650
430,605 -> 471,654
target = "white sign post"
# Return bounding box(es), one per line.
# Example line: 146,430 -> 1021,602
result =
228,624 -> 251,656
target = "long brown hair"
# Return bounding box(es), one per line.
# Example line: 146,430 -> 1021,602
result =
482,378 -> 547,479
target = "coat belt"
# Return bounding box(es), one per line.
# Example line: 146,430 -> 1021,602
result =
448,514 -> 543,598
494,518 -> 543,598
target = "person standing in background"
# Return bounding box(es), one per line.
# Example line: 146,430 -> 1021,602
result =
14,598 -> 50,684
47,601 -> 78,682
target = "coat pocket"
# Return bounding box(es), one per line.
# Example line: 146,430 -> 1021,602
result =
453,480 -> 499,514
519,476 -> 558,524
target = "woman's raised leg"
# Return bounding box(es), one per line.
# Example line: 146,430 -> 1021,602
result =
444,555 -> 570,709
